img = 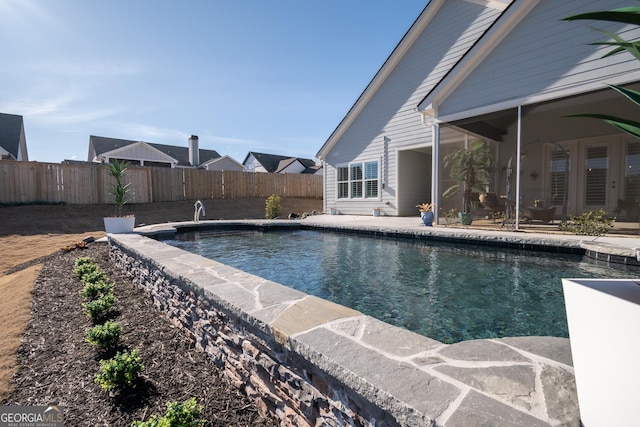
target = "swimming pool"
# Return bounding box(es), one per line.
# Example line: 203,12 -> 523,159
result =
163,228 -> 636,343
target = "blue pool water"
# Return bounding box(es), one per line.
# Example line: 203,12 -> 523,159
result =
163,228 -> 636,343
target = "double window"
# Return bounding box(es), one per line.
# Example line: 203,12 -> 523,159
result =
337,160 -> 379,199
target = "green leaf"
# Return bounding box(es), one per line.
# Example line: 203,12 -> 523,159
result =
567,113 -> 640,138
608,84 -> 640,107
591,28 -> 640,60
563,9 -> 640,25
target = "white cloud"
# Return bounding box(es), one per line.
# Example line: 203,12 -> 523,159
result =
0,1 -> 64,34
32,58 -> 144,77
118,123 -> 188,142
0,94 -> 77,117
0,95 -> 116,125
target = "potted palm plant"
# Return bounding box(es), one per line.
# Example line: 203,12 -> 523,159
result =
442,140 -> 493,225
103,159 -> 135,233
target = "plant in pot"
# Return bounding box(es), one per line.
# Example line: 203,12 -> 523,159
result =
416,202 -> 434,226
442,140 -> 493,225
103,160 -> 135,233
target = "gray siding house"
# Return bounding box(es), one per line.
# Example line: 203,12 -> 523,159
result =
243,152 -> 322,174
317,0 -> 640,223
201,155 -> 245,172
89,135 -> 221,168
0,113 -> 29,161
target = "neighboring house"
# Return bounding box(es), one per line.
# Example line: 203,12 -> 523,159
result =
243,151 -> 322,174
201,155 -> 245,172
317,0 -> 640,221
0,113 -> 29,161
89,135 -> 221,168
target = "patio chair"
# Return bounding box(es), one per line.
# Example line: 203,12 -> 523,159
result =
478,192 -> 506,218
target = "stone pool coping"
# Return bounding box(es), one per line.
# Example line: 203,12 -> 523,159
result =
136,214 -> 640,265
109,218 -> 589,426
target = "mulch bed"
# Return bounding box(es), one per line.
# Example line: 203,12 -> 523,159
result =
2,242 -> 278,426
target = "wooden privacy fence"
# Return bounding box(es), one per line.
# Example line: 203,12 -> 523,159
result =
0,161 -> 323,205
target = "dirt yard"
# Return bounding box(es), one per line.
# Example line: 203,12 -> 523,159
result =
0,198 -> 323,404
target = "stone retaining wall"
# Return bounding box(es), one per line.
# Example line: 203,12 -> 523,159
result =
109,237 -> 398,426
108,232 -> 579,427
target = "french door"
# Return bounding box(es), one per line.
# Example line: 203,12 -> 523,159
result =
576,138 -> 620,215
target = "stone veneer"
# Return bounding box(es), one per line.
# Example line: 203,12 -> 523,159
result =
108,231 -> 579,426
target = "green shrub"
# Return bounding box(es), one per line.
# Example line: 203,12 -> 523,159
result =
82,293 -> 116,319
80,269 -> 108,284
74,256 -> 94,267
73,261 -> 99,279
80,280 -> 114,301
132,398 -> 205,427
440,208 -> 458,227
95,349 -> 144,391
265,194 -> 281,219
85,320 -> 122,348
560,208 -> 615,236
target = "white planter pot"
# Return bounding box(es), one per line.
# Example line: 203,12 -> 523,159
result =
103,216 -> 136,234
372,209 -> 380,217
562,279 -> 640,426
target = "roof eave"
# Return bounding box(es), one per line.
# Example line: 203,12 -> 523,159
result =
316,0 -> 444,160
416,0 -> 536,115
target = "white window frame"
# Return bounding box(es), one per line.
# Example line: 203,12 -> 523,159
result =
336,160 -> 380,200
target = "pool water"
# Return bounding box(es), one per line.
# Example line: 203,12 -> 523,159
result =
164,228 -> 636,343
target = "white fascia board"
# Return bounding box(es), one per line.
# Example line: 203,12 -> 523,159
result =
436,70 -> 640,124
418,0 -> 539,114
316,0 -> 445,159
103,141 -> 178,164
463,0 -> 510,11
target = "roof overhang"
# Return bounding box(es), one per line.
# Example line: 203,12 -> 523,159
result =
416,0 -> 539,118
316,0 -> 443,160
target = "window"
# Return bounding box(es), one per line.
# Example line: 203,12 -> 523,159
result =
337,160 -> 379,199
550,150 -> 569,206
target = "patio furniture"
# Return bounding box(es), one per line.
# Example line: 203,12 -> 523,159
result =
522,206 -> 556,223
478,192 -> 506,220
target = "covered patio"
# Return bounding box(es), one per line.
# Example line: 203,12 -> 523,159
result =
431,82 -> 640,229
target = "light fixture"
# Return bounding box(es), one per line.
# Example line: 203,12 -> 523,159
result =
530,171 -> 538,181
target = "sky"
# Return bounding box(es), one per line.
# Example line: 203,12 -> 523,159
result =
0,1 -> 428,164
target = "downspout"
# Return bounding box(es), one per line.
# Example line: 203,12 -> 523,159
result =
431,123 -> 440,225
515,105 -> 522,230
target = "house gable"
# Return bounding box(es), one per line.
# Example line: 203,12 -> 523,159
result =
419,0 -> 640,122
0,113 -> 28,161
202,155 -> 244,172
277,159 -> 306,174
317,0 -> 511,160
99,141 -> 178,165
316,0 -> 510,215
243,151 -> 317,173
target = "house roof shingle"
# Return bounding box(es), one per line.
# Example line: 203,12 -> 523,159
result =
0,113 -> 24,159
244,151 -> 317,173
90,135 -> 220,167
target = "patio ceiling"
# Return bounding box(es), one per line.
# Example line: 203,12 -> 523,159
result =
447,82 -> 640,144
